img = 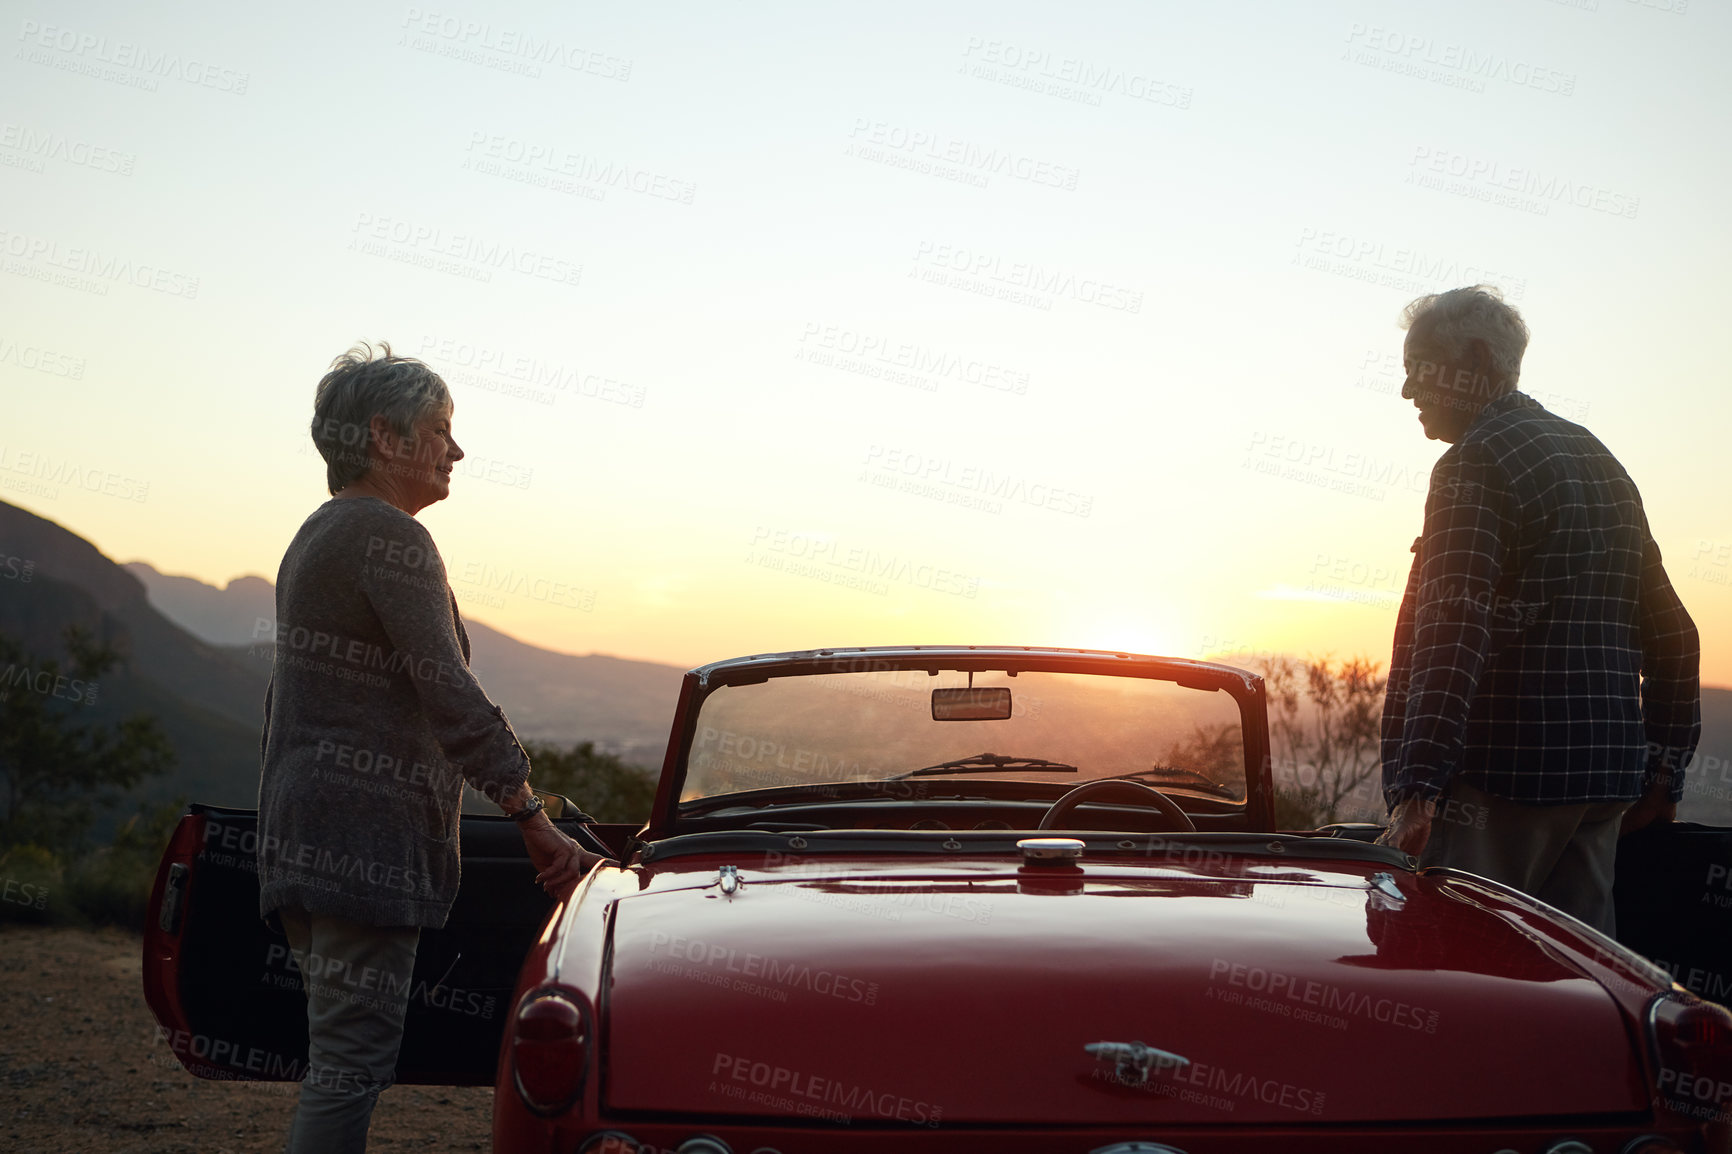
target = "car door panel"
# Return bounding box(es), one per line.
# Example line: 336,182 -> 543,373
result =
144,803 -> 604,1085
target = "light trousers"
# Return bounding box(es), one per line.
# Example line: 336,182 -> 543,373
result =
277,906 -> 421,1154
1421,777 -> 1632,936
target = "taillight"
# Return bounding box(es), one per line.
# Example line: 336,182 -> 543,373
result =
511,988 -> 590,1116
1647,992 -> 1732,1125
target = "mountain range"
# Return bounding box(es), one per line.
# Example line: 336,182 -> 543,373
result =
120,560 -> 683,764
0,500 -> 683,817
1,497 -> 1728,826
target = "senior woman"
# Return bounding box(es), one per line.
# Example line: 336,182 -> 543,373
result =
256,342 -> 605,1153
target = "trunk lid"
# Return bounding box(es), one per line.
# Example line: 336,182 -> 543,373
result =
598,854 -> 1645,1125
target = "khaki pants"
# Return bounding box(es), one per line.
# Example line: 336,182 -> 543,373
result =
277,906 -> 421,1154
1420,778 -> 1632,936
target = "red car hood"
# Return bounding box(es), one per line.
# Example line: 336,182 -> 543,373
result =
595,854 -> 1647,1126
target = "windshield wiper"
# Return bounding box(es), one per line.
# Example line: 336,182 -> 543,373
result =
896,752 -> 1080,779
1109,765 -> 1239,798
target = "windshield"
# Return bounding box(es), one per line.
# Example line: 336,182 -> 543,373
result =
680,667 -> 1246,805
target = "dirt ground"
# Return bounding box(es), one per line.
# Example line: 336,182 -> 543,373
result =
0,924 -> 494,1154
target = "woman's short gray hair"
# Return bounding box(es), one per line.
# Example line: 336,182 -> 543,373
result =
311,342 -> 452,495
1400,285 -> 1530,389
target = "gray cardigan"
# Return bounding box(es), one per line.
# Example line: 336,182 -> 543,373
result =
256,497 -> 531,927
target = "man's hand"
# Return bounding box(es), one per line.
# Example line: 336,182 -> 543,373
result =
1620,777 -> 1677,838
1375,795 -> 1437,857
520,817 -> 613,901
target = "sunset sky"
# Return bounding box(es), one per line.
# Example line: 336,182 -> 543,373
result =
4,0 -> 1728,684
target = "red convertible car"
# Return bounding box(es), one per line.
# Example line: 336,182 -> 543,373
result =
144,646 -> 1732,1152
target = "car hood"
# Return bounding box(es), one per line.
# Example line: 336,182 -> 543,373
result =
593,854 -> 1647,1125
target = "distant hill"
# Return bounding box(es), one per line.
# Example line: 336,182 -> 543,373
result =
0,503 -> 269,817
1,501 -> 687,824
122,562 -> 274,647
5,498 -> 1728,830
123,559 -> 685,762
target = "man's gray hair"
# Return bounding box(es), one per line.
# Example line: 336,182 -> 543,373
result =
1400,285 -> 1530,390
311,342 -> 452,495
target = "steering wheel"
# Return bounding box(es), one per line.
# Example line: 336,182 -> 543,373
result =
1037,779 -> 1196,833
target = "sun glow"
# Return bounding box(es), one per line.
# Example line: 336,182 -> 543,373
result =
1066,615 -> 1183,659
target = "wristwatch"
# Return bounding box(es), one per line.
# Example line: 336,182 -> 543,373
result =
510,793 -> 547,823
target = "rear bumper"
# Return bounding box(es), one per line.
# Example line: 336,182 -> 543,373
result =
494,1117 -> 1717,1154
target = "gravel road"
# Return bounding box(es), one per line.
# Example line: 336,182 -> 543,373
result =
0,925 -> 494,1153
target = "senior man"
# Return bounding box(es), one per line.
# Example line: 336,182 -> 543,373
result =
1374,286 -> 1700,935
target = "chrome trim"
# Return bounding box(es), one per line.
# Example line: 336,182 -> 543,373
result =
1018,836 -> 1086,863
1368,872 -> 1406,903
675,1136 -> 733,1154
1621,1138 -> 1684,1154
1084,1040 -> 1190,1088
578,1133 -> 640,1154
716,864 -> 742,897
1089,1142 -> 1189,1153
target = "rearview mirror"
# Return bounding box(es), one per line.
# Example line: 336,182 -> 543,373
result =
931,687 -> 1012,721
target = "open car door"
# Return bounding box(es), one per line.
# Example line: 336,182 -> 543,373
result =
141,801 -> 626,1084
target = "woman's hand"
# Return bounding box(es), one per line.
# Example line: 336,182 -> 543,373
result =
520,817 -> 612,901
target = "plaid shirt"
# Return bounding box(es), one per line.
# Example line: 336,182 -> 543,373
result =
1381,391 -> 1700,807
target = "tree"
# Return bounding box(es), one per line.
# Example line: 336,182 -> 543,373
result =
1162,721 -> 1243,782
1255,654 -> 1388,827
0,627 -> 174,853
521,740 -> 657,825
